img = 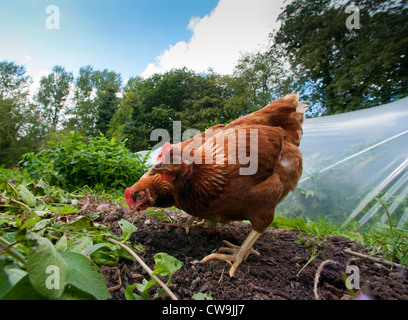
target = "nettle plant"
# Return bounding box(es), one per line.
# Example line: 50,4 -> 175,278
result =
20,132 -> 150,192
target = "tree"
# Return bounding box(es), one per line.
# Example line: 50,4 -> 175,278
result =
93,70 -> 122,135
36,65 -> 73,130
0,61 -> 31,101
66,65 -> 96,134
117,69 -> 228,151
67,66 -> 122,136
0,61 -> 43,165
274,0 -> 408,114
228,46 -> 296,113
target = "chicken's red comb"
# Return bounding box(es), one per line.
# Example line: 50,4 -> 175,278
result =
124,188 -> 133,208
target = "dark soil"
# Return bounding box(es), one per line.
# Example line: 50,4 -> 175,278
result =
85,198 -> 408,300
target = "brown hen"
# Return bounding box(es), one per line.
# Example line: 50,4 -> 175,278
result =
148,93 -> 307,276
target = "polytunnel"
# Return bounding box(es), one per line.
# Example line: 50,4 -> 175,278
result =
138,97 -> 408,228
278,97 -> 408,228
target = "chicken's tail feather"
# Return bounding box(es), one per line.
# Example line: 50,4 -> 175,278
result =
267,91 -> 308,146
283,91 -> 309,122
227,91 -> 308,146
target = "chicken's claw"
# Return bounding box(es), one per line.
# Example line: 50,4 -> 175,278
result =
201,230 -> 262,277
163,216 -> 204,234
218,240 -> 260,257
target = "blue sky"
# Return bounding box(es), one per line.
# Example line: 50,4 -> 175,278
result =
0,0 -> 284,90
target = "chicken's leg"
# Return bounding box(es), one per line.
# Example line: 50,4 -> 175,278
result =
201,229 -> 262,277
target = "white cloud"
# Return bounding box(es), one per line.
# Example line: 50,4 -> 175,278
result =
141,0 -> 285,78
23,53 -> 35,62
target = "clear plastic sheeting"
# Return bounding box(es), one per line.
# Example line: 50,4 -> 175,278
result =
137,97 -> 408,228
278,97 -> 408,228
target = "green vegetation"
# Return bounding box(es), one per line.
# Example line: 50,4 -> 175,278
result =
20,132 -> 150,192
296,214 -> 408,268
0,177 -> 119,299
125,252 -> 183,300
1,166 -> 407,300
266,206 -> 408,269
0,173 -> 182,300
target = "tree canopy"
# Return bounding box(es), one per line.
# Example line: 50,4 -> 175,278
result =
274,0 -> 408,114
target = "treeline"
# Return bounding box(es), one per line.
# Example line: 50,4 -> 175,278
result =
1,0 -> 406,166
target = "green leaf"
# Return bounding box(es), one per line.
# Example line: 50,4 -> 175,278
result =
135,278 -> 155,300
36,178 -> 50,194
59,285 -> 97,300
192,292 -> 213,300
60,252 -> 111,300
32,218 -> 52,231
152,252 -> 183,277
0,261 -> 12,298
125,283 -> 142,300
66,235 -> 93,254
4,266 -> 27,286
84,242 -> 117,255
34,210 -> 49,217
59,205 -> 78,215
85,243 -> 120,266
67,215 -> 93,230
269,216 -> 308,232
20,214 -> 41,230
16,184 -> 36,208
54,235 -> 68,252
1,274 -> 46,300
27,234 -> 68,299
118,219 -> 137,241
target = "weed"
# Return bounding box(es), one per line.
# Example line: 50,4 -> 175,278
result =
296,246 -> 322,277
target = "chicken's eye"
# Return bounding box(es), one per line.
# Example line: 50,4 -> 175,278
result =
137,192 -> 144,199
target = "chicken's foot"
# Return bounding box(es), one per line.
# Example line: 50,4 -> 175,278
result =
163,216 -> 204,234
201,229 -> 262,277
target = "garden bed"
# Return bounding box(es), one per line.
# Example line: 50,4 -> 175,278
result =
89,198 -> 408,300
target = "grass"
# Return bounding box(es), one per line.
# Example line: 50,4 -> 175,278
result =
304,216 -> 364,241
299,214 -> 408,268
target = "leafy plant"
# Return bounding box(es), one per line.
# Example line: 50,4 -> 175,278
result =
0,229 -> 113,300
20,132 -> 150,192
0,177 -> 143,299
125,252 -> 182,300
